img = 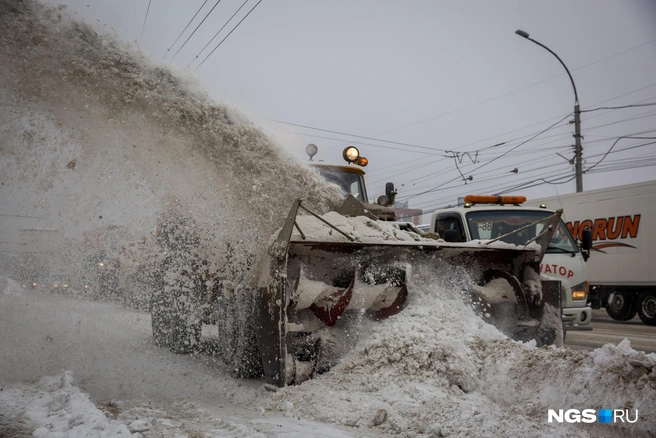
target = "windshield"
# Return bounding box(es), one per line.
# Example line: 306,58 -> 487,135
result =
465,210 -> 578,252
314,166 -> 367,203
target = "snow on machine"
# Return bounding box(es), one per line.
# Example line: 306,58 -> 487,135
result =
152,146 -> 564,387
247,148 -> 564,387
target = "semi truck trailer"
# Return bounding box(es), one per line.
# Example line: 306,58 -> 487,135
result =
526,180 -> 656,326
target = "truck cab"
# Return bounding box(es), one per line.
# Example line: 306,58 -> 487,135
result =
308,145 -> 398,221
431,195 -> 592,332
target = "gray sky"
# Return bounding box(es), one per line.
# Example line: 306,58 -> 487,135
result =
46,0 -> 656,221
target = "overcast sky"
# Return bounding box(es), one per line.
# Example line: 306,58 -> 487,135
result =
46,0 -> 656,220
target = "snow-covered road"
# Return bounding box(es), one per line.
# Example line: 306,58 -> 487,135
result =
0,278 -> 366,437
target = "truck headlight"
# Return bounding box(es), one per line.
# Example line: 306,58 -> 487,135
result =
572,282 -> 588,300
343,146 -> 359,162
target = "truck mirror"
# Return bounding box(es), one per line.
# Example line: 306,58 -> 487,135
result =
581,227 -> 592,262
581,228 -> 592,250
385,182 -> 397,206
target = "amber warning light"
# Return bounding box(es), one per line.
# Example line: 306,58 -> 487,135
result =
464,195 -> 527,205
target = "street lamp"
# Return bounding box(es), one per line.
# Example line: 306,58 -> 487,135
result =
515,29 -> 583,192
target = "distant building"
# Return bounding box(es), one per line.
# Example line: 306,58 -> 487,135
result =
392,200 -> 423,225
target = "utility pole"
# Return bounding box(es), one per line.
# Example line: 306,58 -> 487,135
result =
515,30 -> 584,192
574,104 -> 583,192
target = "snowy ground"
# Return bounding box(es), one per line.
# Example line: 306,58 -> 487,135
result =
0,277 -> 369,437
1,277 -> 655,438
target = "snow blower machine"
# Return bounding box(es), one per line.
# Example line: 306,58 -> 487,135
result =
152,146 -> 563,387
247,147 -> 564,387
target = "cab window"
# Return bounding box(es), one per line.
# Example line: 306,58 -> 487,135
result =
466,210 -> 578,252
314,167 -> 367,203
433,214 -> 465,241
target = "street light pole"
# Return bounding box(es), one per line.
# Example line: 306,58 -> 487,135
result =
515,29 -> 583,192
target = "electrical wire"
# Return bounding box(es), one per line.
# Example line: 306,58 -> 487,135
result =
267,127 -> 446,157
401,157 -> 569,204
163,0 -> 209,59
401,134 -> 656,212
188,0 -> 251,68
409,140 -> 656,213
267,120 -> 449,153
582,102 -> 656,113
462,113 -> 572,175
585,138 -> 656,173
140,0 -> 153,41
320,99 -> 655,194
408,167 -> 576,212
194,0 -> 263,71
363,38 -> 656,138
171,0 -> 224,61
380,113 -> 655,207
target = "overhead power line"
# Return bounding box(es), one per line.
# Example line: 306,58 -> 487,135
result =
398,114 -> 571,202
367,37 -> 656,138
585,138 -> 656,173
414,137 -> 656,210
270,127 -> 444,157
404,135 -> 656,212
372,107 -> 656,199
171,0 -> 224,61
582,102 -> 656,113
140,0 -> 153,41
464,113 -> 572,175
164,0 -> 209,59
194,0 -> 263,71
189,0 -> 250,67
267,120 -> 449,153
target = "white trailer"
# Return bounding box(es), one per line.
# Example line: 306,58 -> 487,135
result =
526,180 -> 656,325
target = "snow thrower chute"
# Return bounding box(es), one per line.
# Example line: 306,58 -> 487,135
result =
252,197 -> 563,387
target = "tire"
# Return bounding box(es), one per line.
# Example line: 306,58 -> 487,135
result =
151,288 -> 202,354
637,291 -> 656,326
605,291 -> 637,321
216,286 -> 263,378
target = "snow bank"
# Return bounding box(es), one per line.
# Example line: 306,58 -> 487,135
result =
0,371 -> 137,437
264,274 -> 656,437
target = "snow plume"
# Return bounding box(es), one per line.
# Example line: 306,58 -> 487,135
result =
265,268 -> 656,437
0,0 -> 342,300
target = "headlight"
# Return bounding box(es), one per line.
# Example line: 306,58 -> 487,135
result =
572,281 -> 588,300
343,146 -> 359,163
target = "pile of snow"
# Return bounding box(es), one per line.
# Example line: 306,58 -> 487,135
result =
264,275 -> 656,437
0,371 -> 139,437
294,212 -> 429,243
